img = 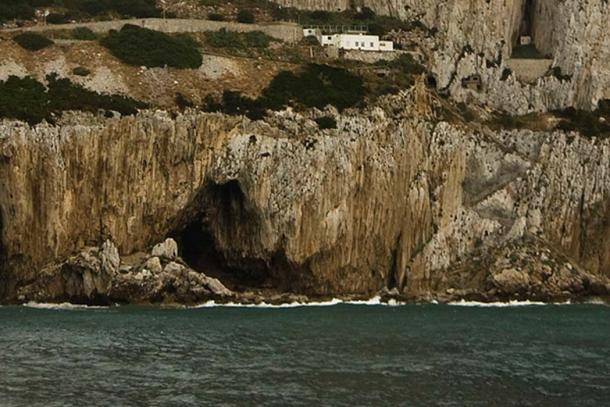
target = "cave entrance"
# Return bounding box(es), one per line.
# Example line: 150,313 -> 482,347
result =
172,180 -> 274,292
511,0 -> 549,59
519,0 -> 535,40
174,216 -> 274,291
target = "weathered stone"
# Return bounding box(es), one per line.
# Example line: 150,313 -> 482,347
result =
0,80 -> 608,304
100,240 -> 120,275
151,239 -> 179,261
144,257 -> 163,274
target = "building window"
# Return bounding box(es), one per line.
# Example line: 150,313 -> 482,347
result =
370,42 -> 374,47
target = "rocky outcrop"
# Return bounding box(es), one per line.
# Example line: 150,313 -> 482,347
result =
16,239 -> 233,304
0,84 -> 608,303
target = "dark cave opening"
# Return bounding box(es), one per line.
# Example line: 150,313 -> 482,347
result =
172,180 -> 274,292
519,0 -> 536,39
174,216 -> 275,291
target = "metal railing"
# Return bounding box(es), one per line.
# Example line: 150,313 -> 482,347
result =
303,24 -> 368,34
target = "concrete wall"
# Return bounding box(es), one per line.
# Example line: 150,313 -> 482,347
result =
506,58 -> 552,82
5,18 -> 304,43
272,0 -> 350,11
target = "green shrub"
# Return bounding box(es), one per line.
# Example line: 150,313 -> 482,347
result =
553,107 -> 609,138
243,31 -> 271,48
71,26 -> 97,40
1,0 -> 161,21
500,68 -> 512,81
314,116 -> 337,129
310,10 -> 331,22
302,35 -> 320,46
204,90 -> 266,120
72,66 -> 91,76
175,92 -> 193,110
13,32 -> 54,51
205,29 -> 272,49
0,76 -> 49,124
0,1 -> 35,22
0,74 -> 147,124
205,29 -> 242,48
237,9 -> 255,24
75,0 -> 160,18
550,66 -> 572,82
354,7 -> 375,20
599,99 -> 610,116
101,25 -> 202,69
46,73 -> 146,115
391,54 -> 425,75
261,64 -> 365,111
46,13 -> 70,24
208,12 -> 224,21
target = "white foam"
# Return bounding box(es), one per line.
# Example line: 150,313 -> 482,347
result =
193,296 -> 407,309
448,299 -> 550,307
24,302 -> 109,310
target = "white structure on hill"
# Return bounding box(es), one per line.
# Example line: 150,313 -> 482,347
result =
303,28 -> 394,52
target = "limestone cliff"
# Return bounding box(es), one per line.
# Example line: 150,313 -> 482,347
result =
274,0 -> 610,113
1,85 -> 608,303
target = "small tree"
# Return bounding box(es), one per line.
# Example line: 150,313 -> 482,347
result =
237,9 -> 255,24
315,116 -> 337,130
13,32 -> 54,51
208,13 -> 224,21
72,27 -> 97,41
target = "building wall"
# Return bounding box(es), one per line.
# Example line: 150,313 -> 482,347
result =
11,18 -> 304,43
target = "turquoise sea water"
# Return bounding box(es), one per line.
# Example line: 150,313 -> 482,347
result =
0,302 -> 608,406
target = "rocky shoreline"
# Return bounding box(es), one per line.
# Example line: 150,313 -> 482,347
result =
10,238 -> 609,307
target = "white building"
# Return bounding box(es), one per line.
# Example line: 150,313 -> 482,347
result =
304,29 -> 394,52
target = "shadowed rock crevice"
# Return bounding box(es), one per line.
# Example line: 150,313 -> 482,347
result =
173,216 -> 271,291
172,180 -> 311,294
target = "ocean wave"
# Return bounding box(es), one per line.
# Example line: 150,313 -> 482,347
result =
448,300 -> 556,307
24,302 -> 110,310
193,296 -> 407,309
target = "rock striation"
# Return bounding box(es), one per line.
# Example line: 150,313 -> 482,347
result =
0,84 -> 608,304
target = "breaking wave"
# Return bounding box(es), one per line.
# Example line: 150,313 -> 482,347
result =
24,302 -> 110,310
448,300 -> 559,307
193,296 -> 406,309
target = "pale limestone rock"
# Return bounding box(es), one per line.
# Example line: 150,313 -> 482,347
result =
144,256 -> 163,274
100,240 -> 120,275
493,268 -> 531,293
1,87 -> 608,302
152,238 -> 178,260
202,276 -> 232,297
163,261 -> 184,276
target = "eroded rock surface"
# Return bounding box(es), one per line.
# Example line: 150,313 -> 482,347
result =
0,84 -> 608,303
16,239 -> 233,304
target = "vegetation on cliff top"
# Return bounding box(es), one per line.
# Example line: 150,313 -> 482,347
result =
101,25 -> 202,69
13,32 -> 54,51
0,74 -> 147,124
204,29 -> 272,50
0,0 -> 161,23
204,64 -> 365,120
487,101 -> 610,138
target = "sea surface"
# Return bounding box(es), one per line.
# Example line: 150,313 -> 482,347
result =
0,301 -> 608,406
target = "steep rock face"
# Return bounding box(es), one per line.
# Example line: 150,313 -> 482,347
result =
274,0 -> 610,113
0,86 -> 608,302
